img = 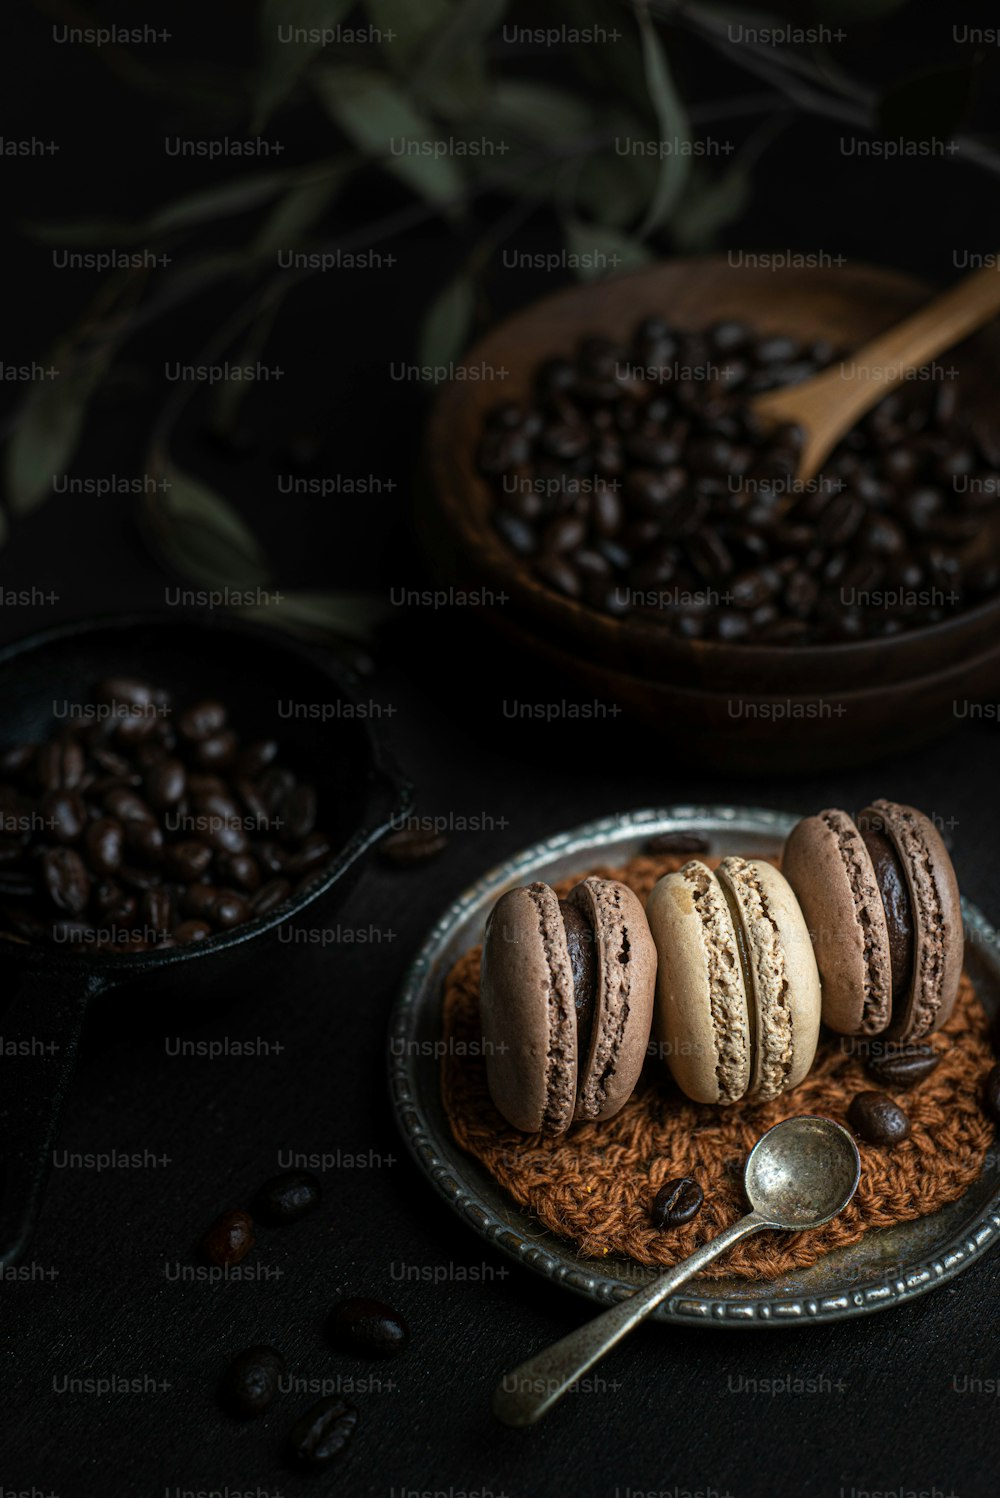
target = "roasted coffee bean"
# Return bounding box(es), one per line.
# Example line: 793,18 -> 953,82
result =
379,827 -> 449,865
41,848 -> 90,915
201,1208 -> 255,1267
84,818 -> 124,875
95,677 -> 152,708
651,1177 -> 704,1228
328,1297 -> 410,1359
144,758 -> 186,810
644,831 -> 710,855
219,1345 -> 286,1419
142,888 -> 172,932
847,1090 -> 911,1146
193,730 -> 238,770
1,744 -> 35,778
865,1045 -> 941,1089
282,785 -> 317,843
124,819 -> 164,863
283,832 -> 332,875
163,841 -> 213,881
251,878 -> 291,916
209,891 -> 249,929
42,790 -> 86,843
177,700 -> 227,742
174,919 -> 212,944
254,1171 -> 322,1225
216,852 -> 260,892
287,1397 -> 358,1471
983,1063 -> 1000,1123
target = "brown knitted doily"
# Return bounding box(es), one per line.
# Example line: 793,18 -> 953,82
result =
440,852 -> 996,1278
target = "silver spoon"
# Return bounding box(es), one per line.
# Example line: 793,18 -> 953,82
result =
493,1114 -> 861,1427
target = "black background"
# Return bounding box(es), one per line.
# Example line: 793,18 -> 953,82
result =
2,3 -> 1000,1495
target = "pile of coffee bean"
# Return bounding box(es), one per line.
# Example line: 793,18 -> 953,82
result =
480,317 -> 1000,642
0,678 -> 333,953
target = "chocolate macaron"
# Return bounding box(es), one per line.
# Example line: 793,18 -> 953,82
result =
646,857 -> 820,1105
782,799 -> 962,1041
479,877 -> 657,1135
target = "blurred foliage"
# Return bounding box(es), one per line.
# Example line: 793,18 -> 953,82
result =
5,0 -> 992,643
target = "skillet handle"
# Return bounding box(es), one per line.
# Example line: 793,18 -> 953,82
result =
0,963 -> 107,1266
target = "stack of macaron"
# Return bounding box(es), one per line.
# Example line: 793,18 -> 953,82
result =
782,798 -> 962,1042
478,799 -> 963,1135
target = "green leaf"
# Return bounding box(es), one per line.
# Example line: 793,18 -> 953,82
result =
410,0 -> 507,117
365,0 -> 452,71
487,80 -> 595,143
255,0 -> 354,127
149,172 -> 293,234
634,2 -> 692,238
575,124 -> 660,228
237,589 -> 390,642
419,273 -> 474,365
563,221 -> 651,281
671,163 -> 752,253
144,461 -> 272,589
313,67 -> 464,207
250,174 -> 344,259
5,361 -> 98,515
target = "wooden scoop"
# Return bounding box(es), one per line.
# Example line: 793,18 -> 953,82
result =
752,258 -> 1000,480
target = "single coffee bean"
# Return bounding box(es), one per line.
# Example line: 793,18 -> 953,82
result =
95,677 -> 153,708
40,847 -> 90,915
865,1044 -> 941,1089
254,1171 -> 322,1225
651,1177 -> 704,1228
379,827 -> 449,865
42,790 -> 86,843
983,1063 -> 1000,1124
177,700 -> 227,742
201,1208 -> 255,1267
193,730 -> 238,770
174,919 -> 212,944
249,878 -> 290,916
282,785 -> 317,843
163,841 -> 213,881
847,1091 -> 911,1146
328,1297 -> 410,1359
644,831 -> 710,855
216,852 -> 261,892
287,1397 -> 358,1471
219,1344 -> 286,1419
212,891 -> 250,929
144,758 -> 186,810
85,817 -> 124,875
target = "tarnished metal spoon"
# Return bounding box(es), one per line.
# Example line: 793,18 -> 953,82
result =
493,1115 -> 861,1427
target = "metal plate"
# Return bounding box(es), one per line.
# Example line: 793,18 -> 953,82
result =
387,807 -> 1000,1326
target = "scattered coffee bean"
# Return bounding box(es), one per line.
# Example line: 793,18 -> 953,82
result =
0,682 -> 334,952
254,1171 -> 322,1225
847,1090 -> 911,1146
651,1177 -> 704,1228
983,1063 -> 1000,1124
644,831 -> 711,856
865,1044 -> 941,1090
481,318 -> 1000,640
328,1297 -> 410,1359
287,1397 -> 358,1471
379,827 -> 449,865
219,1345 -> 286,1418
201,1208 -> 255,1267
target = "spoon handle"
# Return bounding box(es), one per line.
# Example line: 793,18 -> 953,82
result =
492,1211 -> 770,1427
755,257 -> 1000,479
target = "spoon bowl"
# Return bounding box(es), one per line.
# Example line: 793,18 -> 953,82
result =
493,1114 -> 862,1425
744,1116 -> 861,1231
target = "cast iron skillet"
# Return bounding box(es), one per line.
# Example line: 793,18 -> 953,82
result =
0,612 -> 411,1265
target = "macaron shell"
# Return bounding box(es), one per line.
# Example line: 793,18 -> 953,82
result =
863,800 -> 963,1042
646,861 -> 750,1105
479,883 -> 577,1135
782,810 -> 892,1036
569,878 -> 657,1121
717,856 -> 820,1100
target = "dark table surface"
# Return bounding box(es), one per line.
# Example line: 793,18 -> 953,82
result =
3,3 -> 1000,1494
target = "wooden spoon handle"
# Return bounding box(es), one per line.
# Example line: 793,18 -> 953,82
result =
755,259 -> 1000,480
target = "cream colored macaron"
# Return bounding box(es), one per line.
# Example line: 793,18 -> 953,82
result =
646,857 -> 821,1105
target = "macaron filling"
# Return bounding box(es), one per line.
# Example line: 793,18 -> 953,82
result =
558,897 -> 596,1052
858,816 -> 914,1011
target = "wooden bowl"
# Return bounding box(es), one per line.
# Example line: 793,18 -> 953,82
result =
423,258 -> 1000,771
